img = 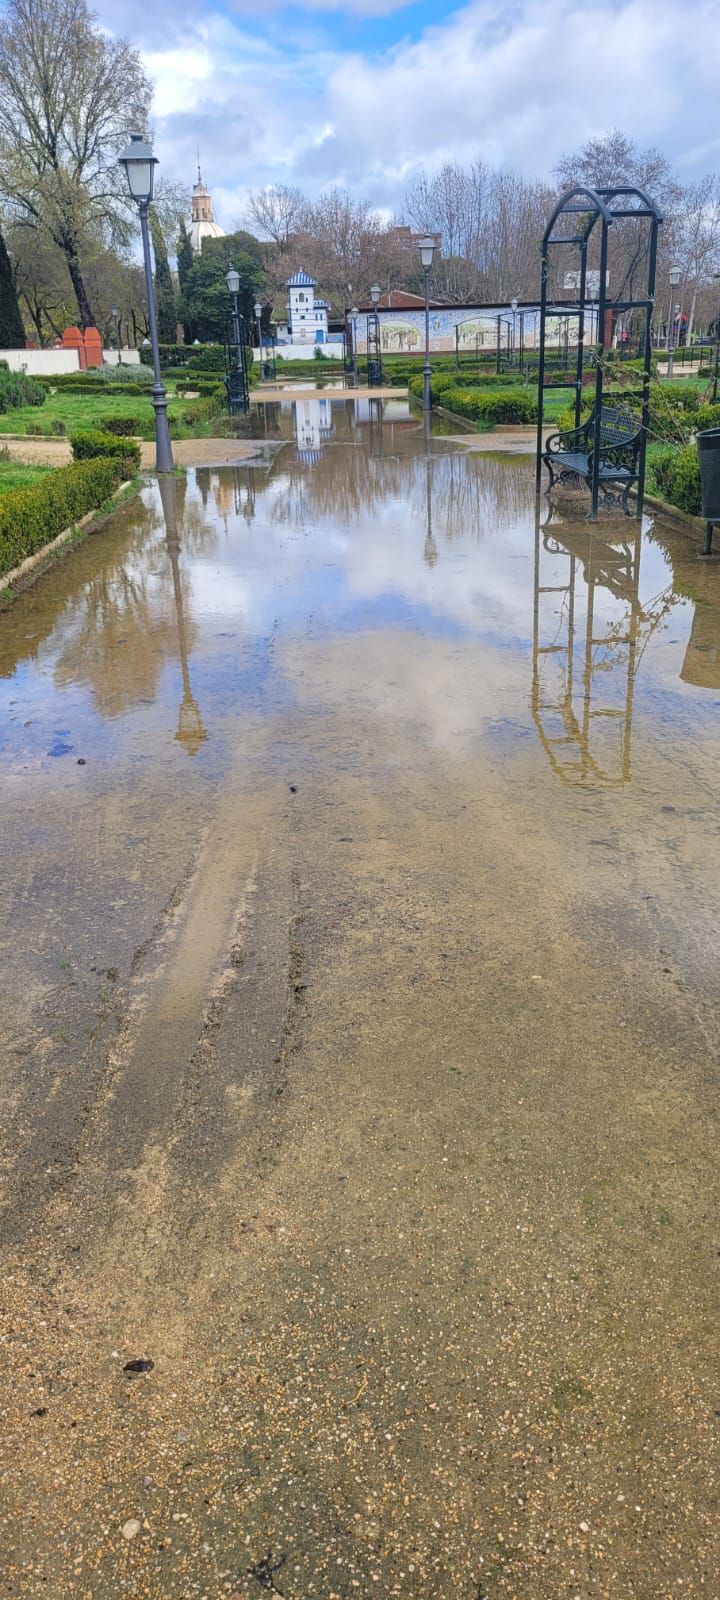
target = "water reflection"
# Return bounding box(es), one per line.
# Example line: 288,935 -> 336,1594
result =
158,475 -> 207,756
2,398 -> 720,794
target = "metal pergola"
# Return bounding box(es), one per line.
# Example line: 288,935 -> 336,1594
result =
535,185 -> 662,519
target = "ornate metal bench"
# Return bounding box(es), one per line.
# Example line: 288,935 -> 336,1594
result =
542,405 -> 642,513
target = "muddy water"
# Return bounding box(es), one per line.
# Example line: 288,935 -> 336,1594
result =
1,399 -> 720,1598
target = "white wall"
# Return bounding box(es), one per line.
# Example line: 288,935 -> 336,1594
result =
260,345 -> 343,363
0,348 -> 80,374
103,349 -> 141,366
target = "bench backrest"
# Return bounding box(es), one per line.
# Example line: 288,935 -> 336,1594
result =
596,405 -> 638,447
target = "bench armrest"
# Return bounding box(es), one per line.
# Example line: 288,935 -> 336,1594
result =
546,418 -> 590,454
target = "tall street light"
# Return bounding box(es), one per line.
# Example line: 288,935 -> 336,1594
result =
225,267 -> 249,413
667,263 -> 682,380
712,273 -> 720,404
368,283 -> 382,387
419,236 -> 435,413
254,300 -> 263,374
351,305 -> 359,387
510,297 -> 518,371
111,305 -> 121,364
118,133 -> 173,473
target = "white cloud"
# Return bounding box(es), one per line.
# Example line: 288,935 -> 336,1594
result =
98,0 -> 720,220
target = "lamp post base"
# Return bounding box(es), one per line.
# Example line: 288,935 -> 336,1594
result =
152,384 -> 174,473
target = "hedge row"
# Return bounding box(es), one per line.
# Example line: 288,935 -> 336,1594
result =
70,430 -> 141,471
647,443 -> 701,515
435,385 -> 538,425
0,457 -> 127,576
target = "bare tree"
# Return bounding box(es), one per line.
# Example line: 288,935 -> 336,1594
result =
246,185 -> 307,251
0,0 -> 152,327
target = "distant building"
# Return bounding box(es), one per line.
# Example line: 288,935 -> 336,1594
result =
274,271 -> 330,345
189,163 -> 225,254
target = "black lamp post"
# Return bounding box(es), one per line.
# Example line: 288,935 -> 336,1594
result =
118,133 -> 174,473
254,299 -> 263,375
367,283 -> 382,387
225,266 -> 249,413
111,305 -> 121,364
712,273 -> 720,405
350,305 -> 359,387
667,263 -> 681,380
419,236 -> 435,413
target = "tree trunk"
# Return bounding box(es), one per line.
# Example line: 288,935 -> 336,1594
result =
61,235 -> 95,329
686,286 -> 697,349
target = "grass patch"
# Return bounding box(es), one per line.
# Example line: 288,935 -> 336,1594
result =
0,388 -> 222,441
0,460 -> 51,495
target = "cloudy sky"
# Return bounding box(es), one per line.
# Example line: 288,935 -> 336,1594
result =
98,0 -> 720,226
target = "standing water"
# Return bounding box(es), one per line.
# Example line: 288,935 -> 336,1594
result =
1,399 -> 719,1598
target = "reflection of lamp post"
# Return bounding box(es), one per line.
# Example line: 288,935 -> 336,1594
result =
419,236 -> 435,413
667,263 -> 681,379
158,474 -> 207,756
118,134 -> 173,473
422,412 -> 437,567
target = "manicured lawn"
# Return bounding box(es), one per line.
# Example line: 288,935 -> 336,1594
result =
0,389 -> 211,440
0,460 -> 51,494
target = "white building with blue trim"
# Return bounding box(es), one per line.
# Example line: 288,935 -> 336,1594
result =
275,271 -> 330,346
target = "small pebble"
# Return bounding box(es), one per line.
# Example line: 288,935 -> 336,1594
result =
121,1519 -> 141,1542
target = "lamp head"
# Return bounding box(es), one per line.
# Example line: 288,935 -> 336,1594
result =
669,263 -> 682,286
351,305 -> 359,318
418,236 -> 435,270
111,306 -> 119,318
226,266 -> 240,295
254,301 -> 263,319
119,133 -> 158,205
511,297 -> 518,313
370,284 -> 381,305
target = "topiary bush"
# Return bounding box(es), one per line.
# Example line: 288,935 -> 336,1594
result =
0,457 -> 126,575
692,402 -> 720,432
70,429 -> 141,471
435,386 -> 538,425
0,368 -> 46,413
98,414 -> 143,436
647,442 -> 701,515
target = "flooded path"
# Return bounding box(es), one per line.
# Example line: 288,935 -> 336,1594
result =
1,399 -> 719,1598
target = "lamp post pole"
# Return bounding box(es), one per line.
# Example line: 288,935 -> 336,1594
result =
419,237 -> 435,413
351,305 -> 359,387
111,305 -> 121,365
511,297 -> 518,371
666,263 -> 681,381
712,273 -> 720,405
118,134 -> 173,473
254,300 -> 263,377
368,283 -> 381,387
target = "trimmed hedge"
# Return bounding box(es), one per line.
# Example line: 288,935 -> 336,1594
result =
98,414 -> 143,436
692,402 -> 720,432
431,384 -> 538,425
180,387 -> 226,426
40,376 -> 151,397
0,456 -> 126,575
647,443 -> 701,515
70,429 -> 141,471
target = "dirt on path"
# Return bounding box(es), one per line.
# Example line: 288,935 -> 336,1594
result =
0,437 -> 274,470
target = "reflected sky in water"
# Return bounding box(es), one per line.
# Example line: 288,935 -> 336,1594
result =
1,397 -> 719,791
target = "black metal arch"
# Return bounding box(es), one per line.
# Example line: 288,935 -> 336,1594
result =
535,184 -> 663,518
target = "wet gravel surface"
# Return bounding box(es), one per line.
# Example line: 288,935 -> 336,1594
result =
1,419 -> 719,1597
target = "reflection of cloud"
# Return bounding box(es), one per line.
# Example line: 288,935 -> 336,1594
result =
276,630 -> 531,755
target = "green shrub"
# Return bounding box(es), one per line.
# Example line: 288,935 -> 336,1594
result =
39,374 -> 150,397
435,386 -> 538,425
70,429 -> 141,471
0,456 -> 126,575
692,402 -> 720,432
180,386 -> 226,426
0,368 -> 46,413
647,442 -> 701,515
98,414 -> 143,436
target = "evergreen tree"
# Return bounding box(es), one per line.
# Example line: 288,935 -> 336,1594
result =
0,228 -> 25,347
176,220 -> 195,343
149,208 -> 177,344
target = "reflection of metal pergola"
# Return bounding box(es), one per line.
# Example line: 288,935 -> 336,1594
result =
535,186 -> 662,519
531,504 -> 671,786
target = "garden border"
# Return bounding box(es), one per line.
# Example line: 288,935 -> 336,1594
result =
0,477 -> 138,601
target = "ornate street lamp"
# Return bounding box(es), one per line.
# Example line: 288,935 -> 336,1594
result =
254,299 -> 263,374
418,236 -> 435,413
350,305 -> 359,387
118,134 -> 173,472
367,283 -> 382,387
224,266 -> 249,413
667,263 -> 682,379
111,305 -> 122,364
